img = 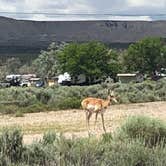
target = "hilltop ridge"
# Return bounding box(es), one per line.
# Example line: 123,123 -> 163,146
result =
0,17 -> 166,54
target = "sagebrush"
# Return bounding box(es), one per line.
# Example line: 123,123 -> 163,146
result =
0,79 -> 166,114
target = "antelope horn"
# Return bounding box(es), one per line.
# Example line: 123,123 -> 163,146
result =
110,91 -> 114,96
107,89 -> 111,95
107,89 -> 114,96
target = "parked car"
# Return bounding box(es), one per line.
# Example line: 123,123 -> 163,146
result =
19,80 -> 31,87
35,80 -> 45,87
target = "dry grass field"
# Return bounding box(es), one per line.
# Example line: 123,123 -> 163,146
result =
0,101 -> 166,144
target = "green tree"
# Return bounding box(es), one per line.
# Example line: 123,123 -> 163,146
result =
33,42 -> 65,78
0,57 -> 22,80
107,49 -> 123,80
0,65 -> 8,80
124,37 -> 166,75
6,57 -> 22,73
57,41 -> 120,83
18,63 -> 35,74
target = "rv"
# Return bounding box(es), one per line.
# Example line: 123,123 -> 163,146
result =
58,72 -> 104,85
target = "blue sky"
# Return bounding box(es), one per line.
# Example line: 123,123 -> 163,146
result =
0,0 -> 166,21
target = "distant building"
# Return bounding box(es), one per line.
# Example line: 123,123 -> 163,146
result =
117,73 -> 144,83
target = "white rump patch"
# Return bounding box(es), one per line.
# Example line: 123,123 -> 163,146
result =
87,104 -> 99,112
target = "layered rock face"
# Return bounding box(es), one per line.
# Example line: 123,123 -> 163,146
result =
0,16 -> 166,54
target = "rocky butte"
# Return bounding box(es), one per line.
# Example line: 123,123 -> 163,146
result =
0,16 -> 166,55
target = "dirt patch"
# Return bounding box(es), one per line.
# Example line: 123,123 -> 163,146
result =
0,101 -> 166,144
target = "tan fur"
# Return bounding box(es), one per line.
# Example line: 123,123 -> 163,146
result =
81,94 -> 117,133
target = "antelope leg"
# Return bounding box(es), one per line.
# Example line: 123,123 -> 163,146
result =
101,113 -> 106,133
86,111 -> 92,134
94,112 -> 99,129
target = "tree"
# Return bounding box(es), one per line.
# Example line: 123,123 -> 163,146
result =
107,49 -> 123,80
124,37 -> 166,75
57,41 -> 120,83
6,57 -> 22,74
0,57 -> 22,80
18,64 -> 35,74
33,42 -> 65,78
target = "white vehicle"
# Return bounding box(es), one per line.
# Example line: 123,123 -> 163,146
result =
58,72 -> 71,85
19,80 -> 31,87
58,72 -> 104,85
6,74 -> 21,81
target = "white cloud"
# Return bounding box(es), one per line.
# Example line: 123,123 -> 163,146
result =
127,0 -> 165,7
30,14 -> 50,21
0,0 -> 165,20
24,0 -> 64,12
23,0 -> 94,13
26,14 -> 152,21
0,0 -> 16,11
108,15 -> 152,21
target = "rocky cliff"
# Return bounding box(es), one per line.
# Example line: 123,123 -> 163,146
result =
0,16 -> 166,54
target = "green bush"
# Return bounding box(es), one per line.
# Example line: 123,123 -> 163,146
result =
151,144 -> 166,165
0,154 -> 10,166
116,116 -> 166,146
15,110 -> 24,117
102,132 -> 113,143
42,131 -> 57,145
35,88 -> 53,104
0,128 -> 23,163
1,118 -> 166,165
0,105 -> 18,114
102,139 -> 151,166
22,142 -> 57,166
53,135 -> 103,166
21,103 -> 49,113
55,97 -> 81,110
0,79 -> 166,114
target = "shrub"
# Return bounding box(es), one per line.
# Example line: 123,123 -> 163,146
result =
128,91 -> 143,103
116,116 -> 166,146
102,139 -> 151,166
136,81 -> 155,91
15,110 -> 24,117
155,78 -> 166,90
102,132 -> 113,143
22,142 -> 57,166
0,79 -> 166,114
151,144 -> 166,165
35,88 -> 53,104
21,103 -> 48,113
1,119 -> 166,165
53,135 -> 103,166
82,84 -> 103,97
0,128 -> 23,163
42,131 -> 57,145
55,97 -> 81,110
0,154 -> 10,166
0,105 -> 18,114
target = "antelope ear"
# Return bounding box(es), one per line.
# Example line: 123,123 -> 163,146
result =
110,91 -> 114,96
107,89 -> 111,95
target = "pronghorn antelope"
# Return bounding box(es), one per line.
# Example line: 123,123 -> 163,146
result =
81,90 -> 117,133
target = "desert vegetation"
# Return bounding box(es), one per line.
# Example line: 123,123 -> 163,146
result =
0,78 -> 166,115
0,37 -> 166,165
0,116 -> 166,166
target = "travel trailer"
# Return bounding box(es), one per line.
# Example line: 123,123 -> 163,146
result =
58,72 -> 103,85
